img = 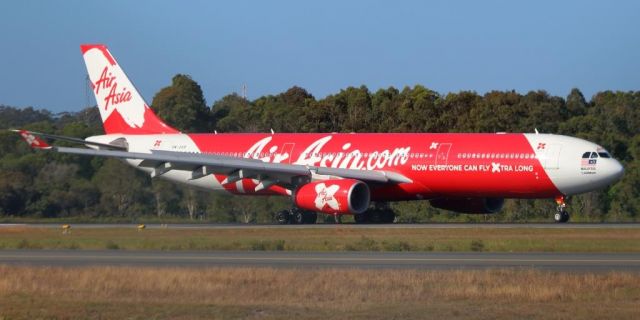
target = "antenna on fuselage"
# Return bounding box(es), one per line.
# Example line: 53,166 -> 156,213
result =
534,128 -> 539,134
270,128 -> 275,135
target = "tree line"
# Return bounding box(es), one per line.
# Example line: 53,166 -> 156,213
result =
1,74 -> 638,222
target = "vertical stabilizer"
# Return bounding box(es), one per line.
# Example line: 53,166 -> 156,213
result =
80,44 -> 178,134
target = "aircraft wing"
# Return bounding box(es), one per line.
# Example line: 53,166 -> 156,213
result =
14,130 -> 412,191
11,129 -> 126,150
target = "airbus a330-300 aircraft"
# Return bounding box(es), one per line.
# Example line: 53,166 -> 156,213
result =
15,44 -> 624,224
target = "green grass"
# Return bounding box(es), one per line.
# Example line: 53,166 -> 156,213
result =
0,215 -> 215,224
0,226 -> 639,252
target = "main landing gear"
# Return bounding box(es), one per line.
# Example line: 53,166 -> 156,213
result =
354,204 -> 396,224
275,208 -> 318,225
554,195 -> 570,223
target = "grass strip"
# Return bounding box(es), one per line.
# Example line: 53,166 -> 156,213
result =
0,265 -> 638,319
0,226 -> 639,252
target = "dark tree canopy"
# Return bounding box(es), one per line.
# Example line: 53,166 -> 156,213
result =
151,74 -> 210,132
1,77 -> 639,223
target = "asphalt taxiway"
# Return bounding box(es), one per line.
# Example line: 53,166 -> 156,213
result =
0,250 -> 638,271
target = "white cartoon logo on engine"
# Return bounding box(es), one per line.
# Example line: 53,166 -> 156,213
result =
314,183 -> 340,211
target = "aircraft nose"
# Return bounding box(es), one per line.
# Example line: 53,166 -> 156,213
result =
602,158 -> 624,184
610,159 -> 624,182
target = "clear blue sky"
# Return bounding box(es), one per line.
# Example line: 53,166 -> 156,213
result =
0,0 -> 638,112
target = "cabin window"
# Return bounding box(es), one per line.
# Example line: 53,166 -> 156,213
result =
598,152 -> 611,158
582,152 -> 591,158
591,152 -> 598,159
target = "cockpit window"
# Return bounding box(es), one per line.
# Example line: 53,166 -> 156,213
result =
581,151 -> 612,159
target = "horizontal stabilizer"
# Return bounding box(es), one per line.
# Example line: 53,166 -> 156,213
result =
12,129 -> 51,149
11,129 -> 126,150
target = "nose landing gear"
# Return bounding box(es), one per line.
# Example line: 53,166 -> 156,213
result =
554,196 -> 570,223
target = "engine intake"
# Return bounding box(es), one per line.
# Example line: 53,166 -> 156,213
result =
294,179 -> 370,214
430,197 -> 504,214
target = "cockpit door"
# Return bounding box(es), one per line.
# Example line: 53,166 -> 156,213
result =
279,143 -> 295,164
435,143 -> 452,165
543,144 -> 561,170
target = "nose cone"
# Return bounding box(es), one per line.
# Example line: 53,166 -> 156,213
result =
598,158 -> 624,188
609,159 -> 624,182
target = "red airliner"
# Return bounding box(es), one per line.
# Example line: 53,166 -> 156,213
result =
15,44 -> 624,224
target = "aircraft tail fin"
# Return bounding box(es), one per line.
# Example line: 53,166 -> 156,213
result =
80,44 -> 178,135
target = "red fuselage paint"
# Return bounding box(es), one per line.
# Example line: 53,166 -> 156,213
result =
186,132 -> 558,200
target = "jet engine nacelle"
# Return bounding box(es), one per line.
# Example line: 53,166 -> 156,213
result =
430,197 -> 504,214
294,179 -> 370,215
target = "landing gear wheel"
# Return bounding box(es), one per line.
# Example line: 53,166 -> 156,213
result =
554,210 -> 570,223
370,210 -> 383,223
302,211 -> 318,224
333,214 -> 343,224
553,211 -> 562,223
291,209 -> 304,224
275,209 -> 317,225
354,212 -> 370,224
366,207 -> 397,224
554,211 -> 562,223
275,210 -> 290,225
366,203 -> 397,224
381,210 -> 396,224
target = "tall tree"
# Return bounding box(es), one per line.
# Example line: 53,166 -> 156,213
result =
211,93 -> 256,132
151,74 -> 210,132
566,88 -> 588,116
92,159 -> 149,217
151,179 -> 181,218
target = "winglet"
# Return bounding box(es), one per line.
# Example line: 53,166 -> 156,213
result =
12,129 -> 52,149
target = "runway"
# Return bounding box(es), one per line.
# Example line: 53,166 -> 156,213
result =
1,250 -> 639,271
3,223 -> 640,230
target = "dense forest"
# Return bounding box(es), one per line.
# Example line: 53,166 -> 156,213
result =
1,74 -> 639,222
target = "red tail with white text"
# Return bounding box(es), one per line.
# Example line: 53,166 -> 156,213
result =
81,44 -> 178,134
